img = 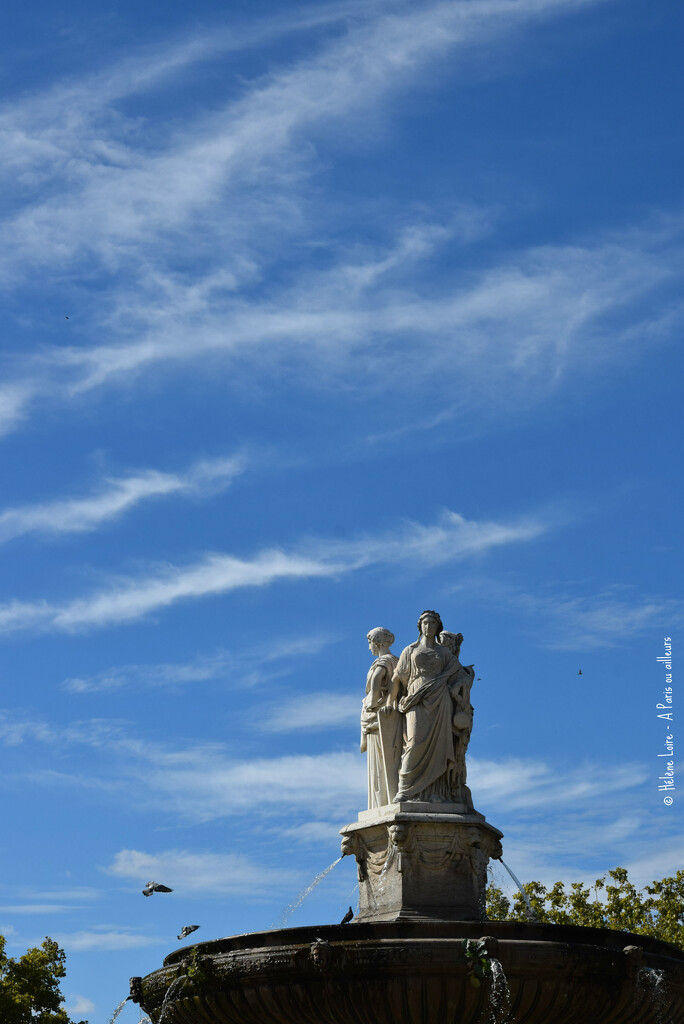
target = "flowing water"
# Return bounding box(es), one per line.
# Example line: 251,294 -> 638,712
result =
275,857 -> 342,927
496,857 -> 539,923
362,875 -> 378,912
488,957 -> 512,1024
639,967 -> 669,1024
108,998 -> 130,1024
156,976 -> 189,1024
375,846 -> 394,899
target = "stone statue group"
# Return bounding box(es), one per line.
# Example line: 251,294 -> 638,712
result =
360,610 -> 475,810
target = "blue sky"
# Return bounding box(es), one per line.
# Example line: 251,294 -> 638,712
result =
0,0 -> 681,1019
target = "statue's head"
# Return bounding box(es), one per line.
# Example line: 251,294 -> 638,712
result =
439,630 -> 463,654
367,626 -> 395,653
417,610 -> 443,637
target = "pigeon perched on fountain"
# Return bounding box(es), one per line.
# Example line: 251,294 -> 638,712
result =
340,906 -> 353,925
177,925 -> 200,940
142,881 -> 173,897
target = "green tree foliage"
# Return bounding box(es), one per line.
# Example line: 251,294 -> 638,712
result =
486,867 -> 684,951
0,934 -> 87,1024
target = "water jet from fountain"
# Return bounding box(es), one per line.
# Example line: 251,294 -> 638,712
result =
496,856 -> 539,922
275,856 -> 342,927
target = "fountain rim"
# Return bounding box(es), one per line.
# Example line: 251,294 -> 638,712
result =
162,918 -> 684,967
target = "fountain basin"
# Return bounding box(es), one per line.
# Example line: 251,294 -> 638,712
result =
133,919 -> 684,1024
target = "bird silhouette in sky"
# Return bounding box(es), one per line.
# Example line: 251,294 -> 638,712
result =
340,907 -> 353,925
177,925 -> 200,940
578,669 -> 582,675
142,881 -> 173,897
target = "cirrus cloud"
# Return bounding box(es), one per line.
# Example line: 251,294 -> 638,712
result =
0,508 -> 548,634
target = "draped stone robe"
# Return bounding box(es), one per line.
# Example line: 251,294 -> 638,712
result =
360,653 -> 400,807
393,640 -> 460,802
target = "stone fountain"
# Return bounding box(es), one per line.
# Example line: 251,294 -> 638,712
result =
131,611 -> 684,1023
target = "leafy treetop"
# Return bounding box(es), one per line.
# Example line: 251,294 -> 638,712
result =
0,934 -> 87,1024
486,867 -> 684,951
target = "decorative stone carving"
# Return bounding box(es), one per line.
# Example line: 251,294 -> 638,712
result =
340,832 -> 367,881
307,936 -> 348,972
341,812 -> 503,922
388,822 -> 412,873
309,937 -> 332,970
361,627 -> 401,808
129,977 -> 143,1004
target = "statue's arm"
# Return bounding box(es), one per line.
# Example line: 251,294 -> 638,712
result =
386,648 -> 410,711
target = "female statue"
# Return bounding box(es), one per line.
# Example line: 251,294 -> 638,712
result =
387,610 -> 471,805
360,627 -> 401,808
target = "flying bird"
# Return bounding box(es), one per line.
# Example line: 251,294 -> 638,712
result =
340,906 -> 353,925
65,316 -> 69,319
177,925 -> 200,940
142,881 -> 173,897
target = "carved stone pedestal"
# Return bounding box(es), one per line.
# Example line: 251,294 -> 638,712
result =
340,805 -> 503,923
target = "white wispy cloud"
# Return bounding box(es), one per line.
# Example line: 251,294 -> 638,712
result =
52,930 -> 163,952
84,218 -> 684,392
469,756 -> 647,812
13,887 -> 100,901
0,0 -> 366,179
105,848 -> 300,894
5,216 -> 681,438
0,0 -> 645,438
62,634 -> 334,694
0,383 -> 36,436
486,810 -> 683,894
0,508 -> 547,634
1,0 -> 606,278
281,821 -> 343,844
0,904 -> 82,915
0,710 -> 656,832
539,588 -> 684,650
65,996 -> 96,1017
128,749 -> 367,822
259,693 -> 359,732
463,579 -> 684,649
4,708 -> 681,881
0,714 -> 57,747
0,454 -> 244,544
0,712 -> 367,820
622,842 -> 684,888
